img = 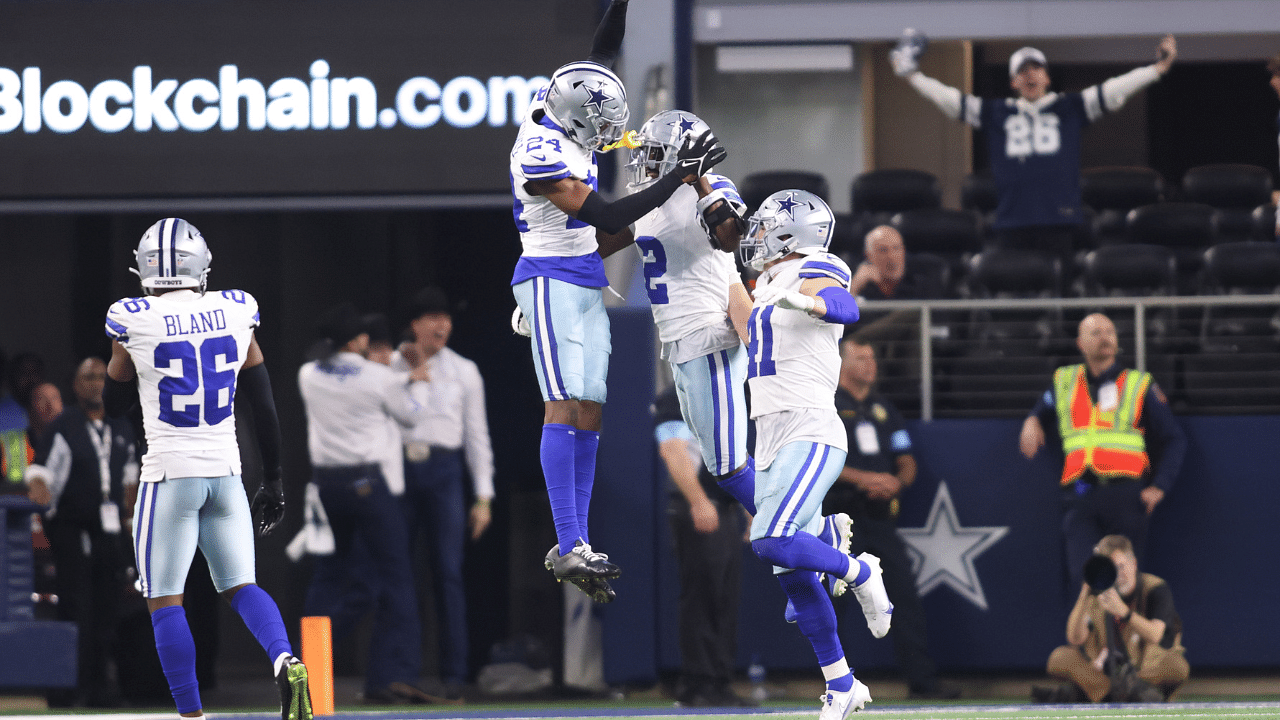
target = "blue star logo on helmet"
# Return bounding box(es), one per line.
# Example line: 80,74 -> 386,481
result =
775,192 -> 802,219
582,85 -> 611,112
673,115 -> 697,134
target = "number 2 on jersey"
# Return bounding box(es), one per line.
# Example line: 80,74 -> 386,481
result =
155,336 -> 238,427
747,306 -> 777,378
635,236 -> 669,304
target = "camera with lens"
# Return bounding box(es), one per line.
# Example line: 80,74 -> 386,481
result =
1083,554 -> 1117,594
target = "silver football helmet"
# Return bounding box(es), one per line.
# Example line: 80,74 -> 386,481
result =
132,218 -> 212,294
626,109 -> 710,188
739,190 -> 835,270
542,61 -> 629,152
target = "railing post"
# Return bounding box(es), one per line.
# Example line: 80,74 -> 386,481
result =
920,305 -> 933,422
1134,302 -> 1146,373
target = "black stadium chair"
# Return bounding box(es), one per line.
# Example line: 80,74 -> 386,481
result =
1252,204 -> 1277,241
850,169 -> 941,242
739,170 -> 830,213
1125,203 -> 1216,291
960,173 -> 999,215
1198,241 -> 1280,349
964,249 -> 1064,352
889,208 -> 982,294
1082,244 -> 1177,297
1182,164 -> 1275,245
1081,166 -> 1165,248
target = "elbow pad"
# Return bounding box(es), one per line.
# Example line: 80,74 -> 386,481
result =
696,188 -> 746,250
103,376 -> 138,418
817,286 -> 860,324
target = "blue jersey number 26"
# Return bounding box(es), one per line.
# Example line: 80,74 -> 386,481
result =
155,336 -> 238,427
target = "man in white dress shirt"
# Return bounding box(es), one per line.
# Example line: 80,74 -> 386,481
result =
298,302 -> 441,705
393,287 -> 494,700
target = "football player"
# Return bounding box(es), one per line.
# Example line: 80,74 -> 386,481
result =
510,0 -> 726,602
891,31 -> 1177,260
103,219 -> 310,720
740,192 -> 894,719
618,110 -> 856,596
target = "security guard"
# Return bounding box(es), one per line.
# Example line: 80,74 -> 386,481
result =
822,338 -> 957,700
1020,313 -> 1186,593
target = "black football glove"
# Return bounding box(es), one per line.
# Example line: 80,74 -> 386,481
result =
674,128 -> 728,184
250,474 -> 285,537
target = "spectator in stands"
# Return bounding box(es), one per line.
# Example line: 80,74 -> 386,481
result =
891,33 -> 1177,262
1019,313 -> 1185,592
1,349 -> 36,492
653,387 -> 752,708
823,338 -> 958,700
1034,534 -> 1188,703
25,357 -> 139,708
850,226 -> 942,301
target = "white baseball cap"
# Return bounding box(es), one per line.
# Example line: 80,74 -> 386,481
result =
1009,47 -> 1048,77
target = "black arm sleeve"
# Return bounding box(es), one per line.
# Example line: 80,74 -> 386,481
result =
238,363 -> 281,485
576,171 -> 682,234
586,0 -> 629,67
103,376 -> 138,418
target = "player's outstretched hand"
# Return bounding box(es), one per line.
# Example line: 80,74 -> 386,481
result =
675,128 -> 727,184
251,477 -> 285,536
890,28 -> 928,77
755,285 -> 816,313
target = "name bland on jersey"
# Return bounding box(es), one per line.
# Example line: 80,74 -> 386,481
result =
164,309 -> 228,338
0,60 -> 548,135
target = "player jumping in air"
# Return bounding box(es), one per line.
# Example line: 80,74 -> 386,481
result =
509,0 -> 726,602
104,219 -> 311,720
740,192 -> 895,718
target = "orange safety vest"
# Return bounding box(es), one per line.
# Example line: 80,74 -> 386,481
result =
1053,364 -> 1151,485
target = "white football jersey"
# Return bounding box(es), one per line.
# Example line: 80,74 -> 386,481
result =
105,289 -> 259,483
746,252 -> 852,418
510,102 -> 599,259
633,175 -> 743,350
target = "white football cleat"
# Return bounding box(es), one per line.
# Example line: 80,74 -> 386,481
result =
822,513 -> 854,597
851,553 -> 893,638
818,678 -> 872,720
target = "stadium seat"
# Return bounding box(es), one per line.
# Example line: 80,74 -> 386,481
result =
1183,350 -> 1280,412
960,173 -> 998,215
1183,164 -> 1275,245
1125,203 -> 1216,291
739,170 -> 830,213
1082,166 -> 1165,249
850,169 -> 941,242
1252,204 -> 1277,241
890,208 -> 982,292
1082,244 -> 1177,297
964,249 -> 1064,354
1197,242 -> 1280,352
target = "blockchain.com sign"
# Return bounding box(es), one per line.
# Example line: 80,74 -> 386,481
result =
0,0 -> 598,198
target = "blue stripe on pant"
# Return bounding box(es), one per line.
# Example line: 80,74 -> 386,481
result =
672,344 -> 749,476
303,465 -> 421,692
402,449 -> 469,685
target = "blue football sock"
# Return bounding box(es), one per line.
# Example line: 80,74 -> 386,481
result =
229,584 -> 293,663
716,457 -> 757,514
752,532 -> 852,578
827,674 -> 854,693
574,429 -> 599,545
777,571 -> 844,669
541,423 -> 580,552
151,605 -> 201,714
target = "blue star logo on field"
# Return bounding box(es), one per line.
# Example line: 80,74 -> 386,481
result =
897,481 -> 1009,611
775,193 -> 802,219
582,85 -> 611,112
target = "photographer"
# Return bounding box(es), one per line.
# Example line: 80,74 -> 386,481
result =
1035,535 -> 1188,703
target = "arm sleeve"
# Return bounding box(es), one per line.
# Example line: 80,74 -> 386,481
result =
1141,583 -> 1181,648
238,363 -> 281,484
577,171 -> 683,234
103,375 -> 138,418
586,0 -> 628,67
815,286 -> 860,324
1030,388 -> 1062,443
907,72 -> 983,127
1141,386 -> 1185,492
381,372 -> 423,428
462,363 -> 495,500
1081,65 -> 1161,121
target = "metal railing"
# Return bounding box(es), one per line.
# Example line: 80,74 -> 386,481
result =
857,295 -> 1280,420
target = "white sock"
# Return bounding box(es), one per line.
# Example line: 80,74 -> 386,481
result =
273,651 -> 293,675
820,658 -> 851,683
843,556 -> 867,585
